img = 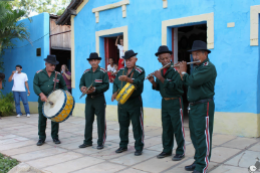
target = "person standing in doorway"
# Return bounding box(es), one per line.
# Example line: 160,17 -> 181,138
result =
115,36 -> 125,70
0,73 -> 5,89
61,64 -> 72,93
8,65 -> 30,118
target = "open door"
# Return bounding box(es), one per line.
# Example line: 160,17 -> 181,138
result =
104,37 -> 119,69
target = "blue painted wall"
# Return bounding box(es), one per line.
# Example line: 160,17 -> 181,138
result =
2,13 -> 50,102
72,0 -> 260,114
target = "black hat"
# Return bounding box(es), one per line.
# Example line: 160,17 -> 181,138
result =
155,45 -> 172,56
87,53 -> 102,61
44,55 -> 59,65
123,50 -> 138,59
188,40 -> 211,54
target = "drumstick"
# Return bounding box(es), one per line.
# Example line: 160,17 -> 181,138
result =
47,100 -> 54,106
80,82 -> 94,99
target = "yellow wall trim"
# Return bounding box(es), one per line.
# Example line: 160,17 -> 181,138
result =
250,5 -> 260,46
162,13 -> 214,49
162,0 -> 167,8
95,26 -> 128,55
227,22 -> 235,28
92,0 -> 130,23
25,101 -> 260,138
71,15 -> 75,88
76,0 -> 89,13
72,104 -> 260,138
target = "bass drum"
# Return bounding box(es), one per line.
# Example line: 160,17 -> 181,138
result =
43,89 -> 75,123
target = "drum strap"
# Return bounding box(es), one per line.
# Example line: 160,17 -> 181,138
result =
120,68 -> 135,90
53,72 -> 58,91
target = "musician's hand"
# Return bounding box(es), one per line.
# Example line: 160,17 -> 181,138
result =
111,92 -> 117,102
179,61 -> 187,73
86,87 -> 95,94
119,75 -> 128,82
148,76 -> 154,83
154,70 -> 162,80
39,93 -> 48,102
81,86 -> 87,93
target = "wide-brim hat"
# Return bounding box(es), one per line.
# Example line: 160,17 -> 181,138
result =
123,50 -> 138,59
87,52 -> 102,60
155,45 -> 172,56
44,55 -> 59,65
188,40 -> 211,54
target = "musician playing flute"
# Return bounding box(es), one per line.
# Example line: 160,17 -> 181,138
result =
112,50 -> 145,156
148,45 -> 186,161
178,40 -> 217,173
79,53 -> 109,150
33,55 -> 67,146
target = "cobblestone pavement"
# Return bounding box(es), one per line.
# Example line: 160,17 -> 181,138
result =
0,115 -> 259,173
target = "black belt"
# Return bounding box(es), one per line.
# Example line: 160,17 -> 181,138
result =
89,93 -> 104,99
190,98 -> 213,106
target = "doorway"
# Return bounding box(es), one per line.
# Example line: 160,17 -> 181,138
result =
104,37 -> 120,68
51,49 -> 71,92
173,24 -> 207,121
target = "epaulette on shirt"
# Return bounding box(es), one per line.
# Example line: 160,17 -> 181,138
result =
100,68 -> 107,73
203,62 -> 209,66
135,66 -> 143,73
84,69 -> 90,74
55,71 -> 60,75
36,69 -> 43,74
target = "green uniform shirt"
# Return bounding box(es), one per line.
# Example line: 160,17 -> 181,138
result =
113,66 -> 145,107
79,66 -> 109,97
183,58 -> 217,102
152,67 -> 184,97
33,68 -> 67,103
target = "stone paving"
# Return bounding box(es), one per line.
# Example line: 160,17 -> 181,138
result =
0,114 -> 260,173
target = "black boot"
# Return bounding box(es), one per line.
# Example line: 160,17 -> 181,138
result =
97,145 -> 104,150
185,162 -> 196,171
134,150 -> 142,156
115,147 -> 127,153
157,152 -> 172,159
79,143 -> 93,148
172,154 -> 185,161
36,139 -> 45,146
53,138 -> 61,144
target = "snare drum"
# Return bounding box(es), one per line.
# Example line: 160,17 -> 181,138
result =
116,83 -> 135,104
43,89 -> 75,123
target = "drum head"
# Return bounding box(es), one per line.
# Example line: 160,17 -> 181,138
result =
43,90 -> 65,118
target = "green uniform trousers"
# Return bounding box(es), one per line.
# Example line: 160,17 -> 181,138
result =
189,101 -> 214,173
38,102 -> 59,140
118,97 -> 144,151
84,95 -> 106,146
162,97 -> 185,155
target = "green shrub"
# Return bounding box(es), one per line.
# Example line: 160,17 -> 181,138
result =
0,91 -> 14,116
0,153 -> 19,173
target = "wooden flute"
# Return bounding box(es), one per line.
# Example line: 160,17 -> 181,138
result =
145,60 -> 201,79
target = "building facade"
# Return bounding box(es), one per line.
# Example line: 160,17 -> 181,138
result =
4,0 -> 260,138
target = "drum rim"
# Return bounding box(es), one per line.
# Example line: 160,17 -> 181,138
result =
42,89 -> 67,119
53,94 -> 75,123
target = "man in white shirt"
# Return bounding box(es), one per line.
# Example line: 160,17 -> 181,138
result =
8,65 -> 30,118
